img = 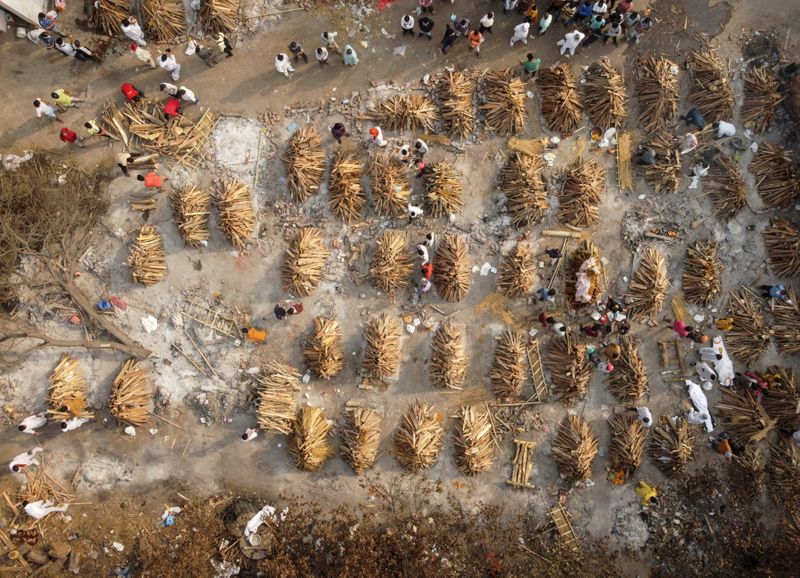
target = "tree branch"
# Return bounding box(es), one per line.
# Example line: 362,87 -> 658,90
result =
1,331 -> 152,360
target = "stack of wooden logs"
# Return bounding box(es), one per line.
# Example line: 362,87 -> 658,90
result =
642,132 -> 681,194
716,388 -> 775,445
780,509 -> 800,546
282,228 -> 330,296
773,288 -> 800,355
328,148 -> 365,222
373,94 -> 438,131
538,63 -> 583,135
567,240 -> 605,305
551,415 -> 598,482
201,0 -> 239,33
341,408 -> 382,474
546,340 -> 592,403
608,337 -> 649,402
499,151 -> 548,227
142,0 -> 185,42
762,367 -> 800,429
480,69 -> 528,134
498,242 -> 536,298
636,56 -> 679,132
368,231 -> 412,295
749,142 -> 800,208
435,71 -> 475,137
649,416 -> 695,477
304,317 -> 344,380
557,160 -> 606,226
128,225 -> 167,286
369,153 -> 410,217
48,356 -> 93,422
256,361 -> 301,434
742,67 -> 785,133
108,359 -> 152,426
361,313 -> 401,381
769,434 -> 800,504
507,439 -> 536,489
291,405 -> 334,471
423,162 -> 464,218
583,58 -> 626,130
216,180 -> 254,248
735,443 -> 765,500
682,241 -> 722,306
763,217 -> 800,278
687,48 -> 735,122
625,247 -> 669,320
490,329 -> 528,401
608,412 -> 647,475
706,154 -> 747,221
283,127 -> 325,203
430,320 -> 468,390
91,0 -> 129,37
727,290 -> 771,365
455,405 -> 495,476
172,186 -> 210,247
433,234 -> 471,302
394,402 -> 444,472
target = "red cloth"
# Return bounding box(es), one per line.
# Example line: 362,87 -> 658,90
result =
291,303 -> 304,314
421,263 -> 433,280
163,98 -> 181,117
121,83 -> 140,102
143,172 -> 164,188
59,127 -> 77,143
672,320 -> 689,337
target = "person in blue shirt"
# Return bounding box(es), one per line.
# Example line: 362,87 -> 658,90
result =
760,284 -> 788,300
38,12 -> 58,32
574,0 -> 593,23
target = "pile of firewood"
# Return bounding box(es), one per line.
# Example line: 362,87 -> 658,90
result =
282,228 -> 330,296
256,361 -> 301,434
394,402 -> 444,472
108,359 -> 152,426
423,162 -> 464,217
567,240 -> 605,305
734,443 -> 765,500
361,313 -> 401,381
762,367 -> 800,429
557,160 -> 606,226
636,56 -> 679,132
128,225 -> 167,286
507,439 -> 536,489
499,151 -> 548,227
435,71 -> 475,137
433,234 -> 471,302
780,508 -> 800,546
200,0 -> 239,33
642,132 -> 681,194
480,69 -> 528,135
490,329 -> 527,401
216,180 -> 254,248
682,241 -> 721,306
373,94 -> 438,132
304,317 -> 344,380
727,290 -> 771,365
172,186 -> 210,247
368,231 -> 412,295
687,48 -> 735,122
749,142 -> 800,208
291,405 -> 334,471
546,339 -> 592,404
625,247 -> 669,320
608,412 -> 647,475
455,405 -> 495,476
498,242 -> 536,298
716,388 -> 775,445
608,337 -> 648,402
90,0 -> 129,37
551,415 -> 598,482
142,0 -> 185,42
742,67 -> 785,133
430,320 -> 468,390
538,63 -> 583,135
706,153 -> 747,221
283,127 -> 325,203
769,434 -> 800,504
583,58 -> 626,130
763,217 -> 800,278
341,408 -> 382,474
649,416 -> 695,477
369,153 -> 410,217
773,287 -> 800,355
48,356 -> 93,422
328,148 -> 365,222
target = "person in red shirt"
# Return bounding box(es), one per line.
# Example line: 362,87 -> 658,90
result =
137,172 -> 167,188
120,82 -> 144,103
163,97 -> 182,118
421,262 -> 433,280
59,127 -> 85,148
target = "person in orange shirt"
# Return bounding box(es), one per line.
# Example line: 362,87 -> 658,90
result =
467,29 -> 484,57
241,326 -> 268,343
137,172 -> 167,189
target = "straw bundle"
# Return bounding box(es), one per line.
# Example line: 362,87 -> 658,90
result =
394,402 -> 444,472
282,227 -> 330,296
749,142 -> 800,209
108,359 -> 152,426
557,160 -> 606,227
454,405 -> 495,476
48,356 -> 93,421
682,241 -> 721,306
763,217 -> 800,278
328,148 -> 365,223
636,56 -> 679,133
423,162 -> 464,218
304,317 -> 344,380
490,329 -> 527,401
283,127 -> 325,203
687,48 -> 735,122
583,58 -> 626,131
546,339 -> 592,404
172,186 -> 210,247
498,242 -> 536,298
433,234 -> 471,302
538,63 -> 583,135
369,153 -> 410,217
742,67 -> 785,134
727,290 -> 771,366
341,408 -> 382,474
480,69 -> 528,135
128,224 -> 167,286
256,361 -> 301,434
200,0 -> 239,33
608,412 -> 647,475
499,151 -> 548,227
607,337 -> 648,402
706,153 -> 747,221
716,388 -> 775,445
625,247 -> 669,320
762,367 -> 800,429
642,131 -> 681,194
430,319 -> 467,390
649,416 -> 696,477
368,231 -> 412,295
435,71 -> 475,137
769,434 -> 800,504
291,405 -> 334,471
773,287 -> 800,356
142,0 -> 185,42
217,180 -> 254,248
373,94 -> 438,131
551,415 -> 598,482
361,313 -> 401,381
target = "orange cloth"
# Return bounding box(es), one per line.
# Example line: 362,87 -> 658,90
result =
143,172 -> 164,188
468,31 -> 483,47
717,439 -> 732,459
246,327 -> 267,343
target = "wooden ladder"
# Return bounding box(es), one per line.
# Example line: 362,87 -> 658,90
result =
549,505 -> 580,552
182,299 -> 240,338
527,339 -> 548,403
506,439 -> 536,490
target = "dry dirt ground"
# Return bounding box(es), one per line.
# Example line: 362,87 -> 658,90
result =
1,0 -> 800,575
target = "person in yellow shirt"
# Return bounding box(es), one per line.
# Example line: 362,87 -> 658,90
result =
50,89 -> 83,111
635,481 -> 658,506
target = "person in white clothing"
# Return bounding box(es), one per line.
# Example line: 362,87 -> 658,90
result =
54,37 -> 77,57
695,361 -> 717,382
33,99 -> 61,122
244,505 -> 276,537
241,428 -> 258,442
408,204 -> 424,220
9,447 -> 43,472
509,21 -> 530,47
558,30 -> 585,57
398,144 -> 412,165
23,500 -> 68,520
368,126 -> 387,147
691,161 -> 710,178
592,1 -> 608,14
274,54 -> 294,78
414,138 -> 429,158
635,406 -> 653,427
61,416 -> 90,432
177,87 -> 198,104
401,14 -> 415,36
479,12 -> 495,34
159,50 -> 181,81
685,380 -> 714,432
121,17 -> 146,46
160,82 -> 179,96
18,412 -> 48,434
713,120 -> 736,139
315,46 -> 330,67
130,43 -> 155,68
423,232 -> 435,247
416,245 -> 430,264
685,410 -> 710,427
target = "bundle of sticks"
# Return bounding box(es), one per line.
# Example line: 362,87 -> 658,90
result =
90,0 -> 129,37
480,69 -> 528,135
608,412 -> 647,475
368,230 -> 412,295
551,415 -> 598,482
328,148 -> 365,222
716,388 -> 775,445
546,339 -> 592,403
557,160 -> 606,226
490,329 -> 528,401
642,131 -> 681,194
742,67 -> 785,134
734,443 -> 765,500
435,71 -> 476,137
368,153 -> 410,217
283,127 -> 325,203
341,407 -> 382,474
200,0 -> 239,33
749,142 -> 800,208
372,94 -> 438,131
99,99 -> 133,146
499,151 -> 548,227
762,367 -> 799,429
566,240 -> 605,306
423,162 -> 464,218
537,63 -> 583,135
706,152 -> 747,221
507,439 -> 536,489
455,405 -> 495,476
361,313 -> 401,381
636,56 -> 679,133
430,319 -> 468,390
291,405 -> 334,471
304,317 -> 344,380
780,509 -> 800,546
108,359 -> 152,426
763,217 -> 800,278
773,287 -> 800,355
768,434 -> 800,504
625,247 -> 669,320
727,290 -> 771,365
607,336 -> 649,402
394,402 -> 444,472
216,180 -> 254,248
142,0 -> 186,42
687,48 -> 735,122
128,224 -> 167,286
583,58 -> 626,131
498,242 -> 536,298
256,361 -> 301,434
172,186 -> 210,247
649,416 -> 695,477
433,234 -> 471,302
282,227 -> 330,296
48,356 -> 93,421
682,240 -> 721,306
